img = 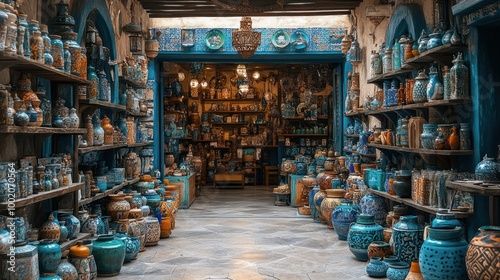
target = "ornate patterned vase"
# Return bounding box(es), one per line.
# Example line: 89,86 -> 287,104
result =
359,193 -> 387,226
295,160 -> 307,175
30,30 -> 44,63
17,13 -> 30,57
392,171 -> 412,198
92,115 -> 104,146
92,234 -> 126,276
40,24 -> 53,65
40,213 -> 61,243
320,189 -> 345,229
449,52 -> 469,100
50,35 -> 63,70
475,155 -> 499,181
57,210 -> 81,240
442,66 -> 451,100
313,190 -> 327,224
412,71 -> 429,103
56,256 -> 78,280
426,66 -> 443,101
366,257 -> 388,278
331,200 -> 360,240
107,194 -> 131,221
80,214 -> 99,236
426,32 -> 442,50
466,226 -> 500,280
391,215 -> 424,265
38,239 -> 62,274
383,48 -> 393,73
419,227 -> 468,280
58,221 -> 68,244
367,240 -> 393,259
418,30 -> 429,54
459,123 -> 471,150
144,216 -> 161,246
387,261 -> 410,280
309,185 -> 321,223
347,214 -> 384,261
420,124 -> 438,149
1,241 -> 39,280
68,241 -> 90,280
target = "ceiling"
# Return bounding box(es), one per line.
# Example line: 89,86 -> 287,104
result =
138,0 -> 363,18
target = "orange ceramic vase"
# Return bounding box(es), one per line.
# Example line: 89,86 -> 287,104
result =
69,241 -> 90,258
448,126 -> 460,150
101,115 -> 114,145
160,216 -> 172,239
405,261 -> 424,280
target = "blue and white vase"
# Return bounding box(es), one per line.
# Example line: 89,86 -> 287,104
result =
385,79 -> 399,107
449,52 -> 469,100
442,66 -> 451,100
359,193 -> 387,226
391,215 -> 424,265
426,66 -> 444,101
426,32 -> 442,50
412,70 -> 429,103
392,39 -> 401,70
420,124 -> 438,149
331,200 -> 360,241
387,261 -> 410,280
366,257 -> 388,277
347,214 -> 384,261
475,155 -> 499,181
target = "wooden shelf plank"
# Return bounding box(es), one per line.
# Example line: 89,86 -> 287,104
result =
0,183 -> 84,210
0,126 -> 86,135
0,51 -> 90,84
60,233 -> 91,252
118,76 -> 147,89
78,178 -> 140,206
127,111 -> 148,117
345,110 -> 365,117
345,134 -> 360,138
343,148 -> 376,157
446,181 -> 500,196
206,111 -> 265,114
368,143 -> 473,156
403,44 -> 468,66
367,188 -> 473,218
78,144 -> 128,154
128,141 -> 154,148
201,98 -> 261,102
79,99 -> 126,111
279,134 -> 329,137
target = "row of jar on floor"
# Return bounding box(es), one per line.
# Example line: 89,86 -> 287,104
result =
308,188 -> 498,280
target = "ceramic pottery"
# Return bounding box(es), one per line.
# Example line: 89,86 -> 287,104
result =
465,225 -> 500,280
459,123 -> 471,150
475,155 -> 498,181
40,213 -> 60,243
313,190 -> 327,224
431,211 -> 463,230
412,71 -> 428,103
426,32 -> 442,50
331,200 -> 360,240
392,172 -> 412,198
359,193 -> 387,226
107,194 -> 131,220
320,189 -> 345,229
391,215 -> 424,265
38,239 -> 62,274
145,216 -> 161,246
366,257 -> 388,278
92,234 -> 126,276
419,227 -> 468,280
420,124 -> 438,149
56,258 -> 79,280
405,261 -> 424,280
1,241 -> 39,280
367,241 -> 392,259
426,66 -> 443,101
309,186 -> 321,223
387,261 -> 410,280
57,210 -> 81,240
347,214 -> 384,261
449,53 -> 469,100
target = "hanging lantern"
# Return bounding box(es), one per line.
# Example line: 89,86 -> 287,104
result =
236,64 -> 247,78
348,38 -> 362,67
200,77 -> 209,89
190,77 -> 199,89
232,17 -> 261,59
145,28 -> 161,60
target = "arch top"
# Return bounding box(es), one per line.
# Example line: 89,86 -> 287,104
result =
384,4 -> 427,47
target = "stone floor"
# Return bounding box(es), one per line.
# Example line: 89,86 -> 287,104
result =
106,185 -> 371,280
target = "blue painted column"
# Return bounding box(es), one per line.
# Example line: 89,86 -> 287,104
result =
341,60 -> 352,153
148,60 -> 164,176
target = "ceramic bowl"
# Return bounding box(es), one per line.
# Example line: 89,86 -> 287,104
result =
272,30 -> 290,48
205,29 -> 225,50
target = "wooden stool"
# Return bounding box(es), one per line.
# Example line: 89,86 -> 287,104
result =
264,166 -> 279,187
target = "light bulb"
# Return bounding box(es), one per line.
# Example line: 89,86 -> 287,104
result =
190,78 -> 199,88
252,71 -> 260,80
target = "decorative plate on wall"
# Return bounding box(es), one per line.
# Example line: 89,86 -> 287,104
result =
291,30 -> 309,50
272,30 -> 290,48
205,29 -> 225,50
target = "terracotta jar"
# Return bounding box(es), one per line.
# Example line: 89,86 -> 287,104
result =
144,216 -> 161,246
448,125 -> 460,150
101,115 -> 114,145
40,213 -> 60,243
405,260 -> 424,280
160,216 -> 172,238
466,226 -> 500,280
107,194 -> 131,221
367,241 -> 393,260
320,189 -> 345,229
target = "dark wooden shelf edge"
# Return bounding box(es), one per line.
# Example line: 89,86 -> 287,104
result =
60,233 -> 91,252
128,142 -> 154,148
118,76 -> 147,89
368,143 -> 473,156
0,126 -> 86,134
345,111 -> 365,117
78,144 -> 128,154
78,178 -> 140,206
0,183 -> 84,210
79,99 -> 127,111
446,181 -> 500,196
367,188 -> 473,218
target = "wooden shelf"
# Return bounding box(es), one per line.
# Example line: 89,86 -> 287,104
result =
201,98 -> 261,102
368,143 -> 474,156
279,134 -> 329,137
207,111 -> 265,114
367,188 -> 473,218
118,76 -> 147,89
128,141 -> 154,148
79,99 -> 126,111
127,111 -> 148,117
284,116 -> 329,121
78,178 -> 140,206
0,51 -> 90,84
367,69 -> 414,85
365,99 -> 472,115
345,110 -> 365,117
60,233 -> 91,252
345,134 -> 360,138
0,126 -> 86,135
403,44 -> 468,67
78,143 -> 128,154
446,181 -> 500,196
343,148 -> 376,157
165,97 -> 185,104
0,183 -> 84,210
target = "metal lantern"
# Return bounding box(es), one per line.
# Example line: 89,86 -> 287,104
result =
236,64 -> 247,78
129,32 -> 142,54
190,77 -> 199,89
145,28 -> 161,60
232,17 -> 261,59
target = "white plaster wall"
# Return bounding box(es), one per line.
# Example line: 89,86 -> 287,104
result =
150,15 -> 350,29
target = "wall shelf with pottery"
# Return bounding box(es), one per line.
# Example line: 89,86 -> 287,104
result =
78,178 -> 140,207
403,43 -> 467,67
445,181 -> 500,196
368,143 -> 473,156
344,148 -> 377,158
118,76 -> 147,89
0,183 -> 84,210
0,126 -> 86,135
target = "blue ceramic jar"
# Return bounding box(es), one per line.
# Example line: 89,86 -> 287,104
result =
366,257 -> 388,277
449,52 -> 469,100
392,171 -> 412,198
387,261 -> 410,280
347,214 -> 384,261
426,32 -> 442,50
295,161 -> 307,175
459,123 -> 471,150
92,234 -> 126,276
391,215 -> 424,265
392,40 -> 401,70
420,124 -> 438,149
309,185 -> 321,223
419,227 -> 468,280
143,189 -> 162,211
56,258 -> 78,280
412,71 -> 429,103
331,200 -> 360,241
475,155 -> 499,181
359,193 -> 387,226
383,49 -> 393,73
38,239 -> 62,274
426,66 -> 444,101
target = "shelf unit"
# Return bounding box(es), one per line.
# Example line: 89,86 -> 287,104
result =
343,148 -> 377,158
366,188 -> 473,218
0,126 -> 87,135
368,143 -> 474,156
0,183 -> 85,210
78,178 -> 140,207
445,181 -> 500,196
364,99 -> 472,116
118,76 -> 147,89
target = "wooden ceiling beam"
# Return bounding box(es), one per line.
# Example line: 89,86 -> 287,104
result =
147,10 -> 351,17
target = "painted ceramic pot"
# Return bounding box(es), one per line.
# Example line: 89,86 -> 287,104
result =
143,189 -> 161,212
406,261 -> 424,280
57,210 -> 81,240
391,215 -> 424,265
56,257 -> 79,280
449,52 -> 469,100
392,172 -> 412,198
459,123 -> 471,150
58,221 -> 68,244
367,241 -> 392,260
295,161 -> 307,175
419,227 -> 468,280
160,215 -> 172,239
431,211 -> 463,230
40,213 -> 60,243
465,225 -> 500,280
38,239 -> 62,274
420,124 -> 438,149
80,214 -> 99,236
145,216 -> 161,246
320,189 -> 345,229
92,234 -> 126,276
359,193 -> 387,226
68,246 -> 90,280
313,190 -> 327,224
426,66 -> 444,101
136,217 -> 147,252
107,194 -> 131,221
475,155 -> 499,181
366,257 -> 388,278
331,200 -> 360,241
347,214 -> 384,261
1,241 -> 39,280
309,186 -> 321,223
426,32 -> 442,50
412,71 -> 429,103
387,261 -> 410,280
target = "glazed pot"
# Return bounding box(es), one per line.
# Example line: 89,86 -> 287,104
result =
144,216 -> 161,246
58,221 -> 68,244
347,214 -> 384,261
92,234 -> 126,276
419,227 -> 468,280
392,172 -> 412,198
412,71 -> 429,103
80,214 -> 99,236
387,261 -> 410,280
68,241 -> 90,280
107,194 -> 131,221
143,189 -> 162,211
331,200 -> 360,241
320,189 -> 345,229
367,241 -> 392,259
475,155 -> 499,181
40,213 -> 61,243
55,257 -> 79,280
391,215 -> 424,265
160,215 -> 172,238
466,225 -> 500,280
56,210 -> 81,240
1,241 -> 39,280
38,239 -> 62,274
309,186 -> 321,223
405,260 -> 424,280
313,190 -> 327,224
431,211 -> 463,230
366,257 -> 388,278
359,193 -> 387,226
420,124 -> 438,149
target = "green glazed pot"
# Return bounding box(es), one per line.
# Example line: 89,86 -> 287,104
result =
92,234 -> 126,276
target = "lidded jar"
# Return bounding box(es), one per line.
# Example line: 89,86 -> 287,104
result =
383,48 -> 393,73
101,115 -> 114,145
426,65 -> 444,101
475,154 -> 499,181
40,24 -> 53,65
50,35 -> 64,70
449,52 -> 469,100
30,30 -> 44,63
412,70 -> 429,103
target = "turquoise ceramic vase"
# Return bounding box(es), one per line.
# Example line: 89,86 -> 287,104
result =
56,257 -> 78,280
58,221 -> 68,244
92,234 -> 126,276
309,186 -> 321,223
391,215 -> 424,265
40,274 -> 63,280
331,200 -> 360,241
387,261 -> 410,280
366,257 -> 388,277
347,214 -> 384,261
38,239 -> 62,274
419,227 -> 468,280
359,193 -> 387,226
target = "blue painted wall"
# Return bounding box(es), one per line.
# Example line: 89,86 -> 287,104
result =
384,4 -> 427,47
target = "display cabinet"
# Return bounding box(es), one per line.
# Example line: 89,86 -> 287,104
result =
164,174 -> 196,208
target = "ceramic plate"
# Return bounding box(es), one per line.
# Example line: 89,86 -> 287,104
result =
296,103 -> 307,116
290,30 -> 309,50
205,29 -> 225,50
272,30 -> 290,48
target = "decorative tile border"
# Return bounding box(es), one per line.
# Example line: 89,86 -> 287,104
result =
155,27 -> 345,53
